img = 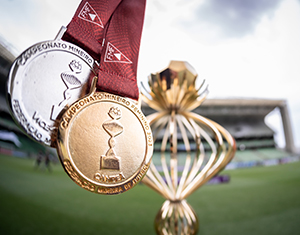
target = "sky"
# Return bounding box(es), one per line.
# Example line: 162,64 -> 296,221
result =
0,0 -> 299,150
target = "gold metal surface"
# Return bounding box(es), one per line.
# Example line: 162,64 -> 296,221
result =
141,61 -> 236,234
56,77 -> 153,195
155,200 -> 199,235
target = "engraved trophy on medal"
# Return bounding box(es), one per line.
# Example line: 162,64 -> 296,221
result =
141,61 -> 236,234
100,107 -> 123,171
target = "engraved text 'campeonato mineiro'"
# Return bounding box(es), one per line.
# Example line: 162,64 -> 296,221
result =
17,42 -> 93,66
61,93 -> 131,129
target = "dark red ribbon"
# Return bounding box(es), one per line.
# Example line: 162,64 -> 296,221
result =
62,0 -> 146,100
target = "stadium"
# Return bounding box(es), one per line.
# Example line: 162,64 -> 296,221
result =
1,35 -> 300,235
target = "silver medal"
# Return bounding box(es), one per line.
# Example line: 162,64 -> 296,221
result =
7,27 -> 96,147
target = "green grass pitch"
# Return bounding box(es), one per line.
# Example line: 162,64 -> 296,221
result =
0,154 -> 300,235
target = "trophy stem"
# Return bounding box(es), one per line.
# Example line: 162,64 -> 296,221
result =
170,111 -> 178,195
155,200 -> 199,235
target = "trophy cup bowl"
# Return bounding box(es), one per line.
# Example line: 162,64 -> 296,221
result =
141,61 -> 236,235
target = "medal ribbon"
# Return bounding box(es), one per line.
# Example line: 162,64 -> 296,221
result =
62,0 -> 146,100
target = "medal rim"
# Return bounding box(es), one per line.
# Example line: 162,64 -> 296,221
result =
56,91 -> 153,195
7,39 -> 95,147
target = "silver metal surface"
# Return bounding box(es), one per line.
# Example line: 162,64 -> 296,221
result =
7,39 -> 96,146
54,26 -> 67,40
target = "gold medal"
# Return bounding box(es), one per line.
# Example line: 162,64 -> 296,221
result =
56,78 -> 153,194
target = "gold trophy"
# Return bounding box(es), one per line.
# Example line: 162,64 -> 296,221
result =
141,61 -> 236,234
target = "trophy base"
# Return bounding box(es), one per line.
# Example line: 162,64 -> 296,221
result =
100,155 -> 120,170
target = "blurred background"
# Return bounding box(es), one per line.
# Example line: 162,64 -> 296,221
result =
1,0 -> 300,151
0,0 -> 300,234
